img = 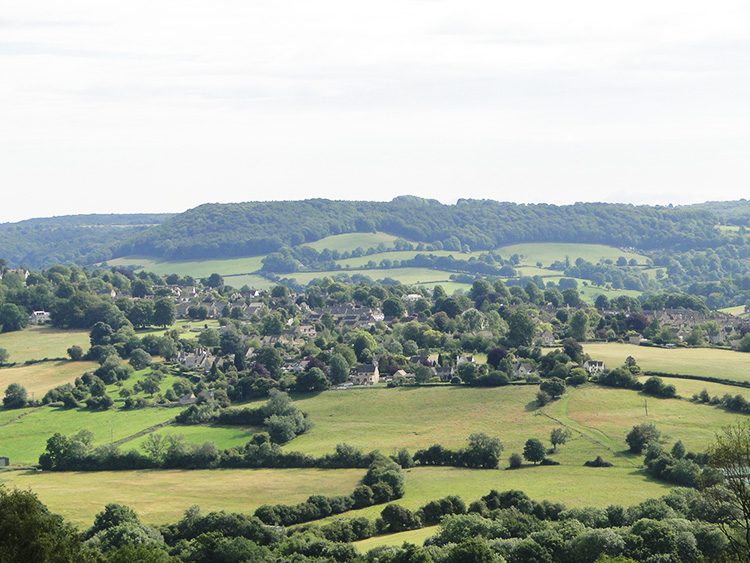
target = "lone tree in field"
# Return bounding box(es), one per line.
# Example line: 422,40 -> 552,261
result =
626,422 -> 661,454
523,438 -> 546,465
550,427 -> 573,451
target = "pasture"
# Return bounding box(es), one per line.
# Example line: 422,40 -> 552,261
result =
636,376 -> 750,402
559,384 -> 744,453
0,402 -> 181,464
302,232 -> 401,253
335,250 -> 480,269
127,424 -> 257,452
105,256 -> 265,278
583,342 -> 750,383
0,382 -> 737,533
283,268 -> 465,289
332,464 -> 674,525
497,243 -> 647,267
0,326 -> 90,363
0,360 -> 98,400
1,468 -> 364,527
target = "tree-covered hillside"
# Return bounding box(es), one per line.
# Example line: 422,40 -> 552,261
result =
115,198 -> 725,260
3,198 -> 750,270
0,214 -> 173,268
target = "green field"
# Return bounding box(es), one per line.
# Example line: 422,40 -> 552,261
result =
336,250 -> 480,269
105,256 -> 266,278
332,464 -> 674,525
637,376 -> 750,402
222,274 -> 275,290
1,381 -> 740,531
302,232 -> 402,253
0,402 -> 182,465
584,342 -> 750,383
0,360 -> 98,399
283,268 -> 463,289
719,305 -> 748,317
128,424 -> 258,452
289,387 -> 556,457
498,243 -> 647,267
560,384 -> 743,453
0,468 -> 364,527
0,326 -> 90,364
355,526 -> 438,551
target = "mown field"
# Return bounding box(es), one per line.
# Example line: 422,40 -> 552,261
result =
303,232 -> 401,252
0,325 -> 90,363
1,381 -> 745,529
584,342 -> 750,383
103,237 -> 654,300
0,360 -> 98,399
497,242 -> 647,267
0,468 -> 364,527
105,256 -> 266,278
284,268 -> 468,290
127,423 -> 258,452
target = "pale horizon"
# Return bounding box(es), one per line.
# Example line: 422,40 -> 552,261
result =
2,1 -> 750,223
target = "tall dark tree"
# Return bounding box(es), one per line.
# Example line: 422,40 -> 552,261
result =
152,298 -> 176,328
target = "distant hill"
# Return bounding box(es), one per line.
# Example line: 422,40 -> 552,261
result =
0,197 -> 746,268
0,214 -> 173,268
113,197 -> 725,260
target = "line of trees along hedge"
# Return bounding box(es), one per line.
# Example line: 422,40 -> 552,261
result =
254,457 -> 405,527
38,430 -> 507,473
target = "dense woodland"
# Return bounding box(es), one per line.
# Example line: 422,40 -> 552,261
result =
2,197 -> 750,269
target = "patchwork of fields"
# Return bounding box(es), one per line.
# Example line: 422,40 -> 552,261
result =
104,235 -> 652,302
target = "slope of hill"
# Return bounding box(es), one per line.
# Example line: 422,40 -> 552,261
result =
115,198 -> 724,260
0,213 -> 173,268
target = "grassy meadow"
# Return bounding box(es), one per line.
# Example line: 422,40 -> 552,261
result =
105,256 -> 266,278
498,243 -> 647,267
584,342 -> 750,383
127,423 -> 258,452
0,325 -> 90,363
0,403 -> 181,464
0,468 -> 364,527
284,268 -> 463,288
0,381 -> 741,530
0,360 -> 98,400
303,232 -> 401,253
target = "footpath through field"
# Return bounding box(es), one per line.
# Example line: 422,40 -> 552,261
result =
543,388 -> 639,467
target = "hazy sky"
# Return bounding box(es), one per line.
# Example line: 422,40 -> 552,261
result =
2,1 -> 749,223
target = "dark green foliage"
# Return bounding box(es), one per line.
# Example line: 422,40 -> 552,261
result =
523,438 -> 546,464
626,423 -> 661,454
641,377 -> 677,399
584,456 -> 614,468
3,382 -> 28,409
508,452 -> 523,469
413,433 -> 504,469
0,487 -> 99,563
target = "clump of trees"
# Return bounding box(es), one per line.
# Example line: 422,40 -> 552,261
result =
413,433 -> 504,469
177,390 -> 312,444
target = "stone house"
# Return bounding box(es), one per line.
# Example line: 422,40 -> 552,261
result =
349,364 -> 380,386
583,360 -> 606,375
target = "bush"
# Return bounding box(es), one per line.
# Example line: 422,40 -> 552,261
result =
584,456 -> 614,467
508,452 -> 523,469
626,423 -> 661,454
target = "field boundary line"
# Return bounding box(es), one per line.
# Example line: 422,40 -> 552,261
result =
537,410 -> 638,468
642,371 -> 750,390
111,418 -> 176,447
0,406 -> 44,428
